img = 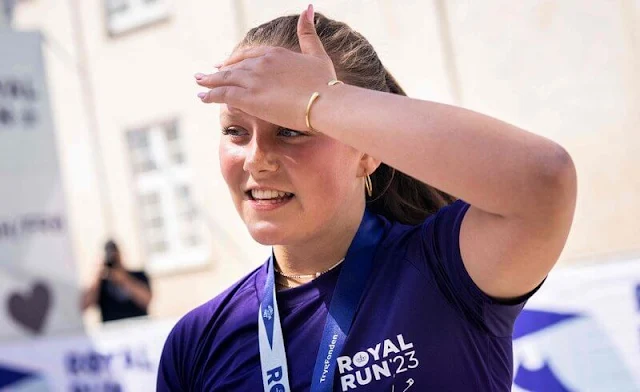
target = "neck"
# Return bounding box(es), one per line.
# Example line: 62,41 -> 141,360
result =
273,206 -> 364,277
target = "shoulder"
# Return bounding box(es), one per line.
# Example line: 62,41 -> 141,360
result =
370,201 -> 470,280
159,263 -> 265,389
162,263 -> 265,358
376,200 -> 470,253
158,263 -> 266,390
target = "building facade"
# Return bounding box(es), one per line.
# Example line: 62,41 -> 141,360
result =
9,0 -> 640,326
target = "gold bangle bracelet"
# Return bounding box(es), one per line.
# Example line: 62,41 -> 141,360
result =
305,92 -> 321,132
305,79 -> 344,132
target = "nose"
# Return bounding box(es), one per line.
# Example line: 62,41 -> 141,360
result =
243,136 -> 279,174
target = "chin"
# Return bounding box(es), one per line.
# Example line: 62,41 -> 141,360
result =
245,221 -> 291,245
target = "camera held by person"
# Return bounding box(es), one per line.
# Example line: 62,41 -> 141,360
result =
82,240 -> 152,322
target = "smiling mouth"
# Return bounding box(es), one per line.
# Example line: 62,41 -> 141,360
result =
246,189 -> 295,203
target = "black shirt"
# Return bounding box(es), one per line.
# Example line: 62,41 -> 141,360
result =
98,270 -> 150,322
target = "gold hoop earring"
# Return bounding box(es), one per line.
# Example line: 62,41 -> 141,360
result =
364,174 -> 373,198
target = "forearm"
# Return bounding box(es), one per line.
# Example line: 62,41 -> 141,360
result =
119,278 -> 152,311
81,274 -> 103,311
81,286 -> 98,311
312,84 -> 573,217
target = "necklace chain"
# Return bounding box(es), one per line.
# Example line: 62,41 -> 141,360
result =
275,257 -> 345,279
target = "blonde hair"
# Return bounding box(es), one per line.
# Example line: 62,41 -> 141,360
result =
239,12 -> 455,225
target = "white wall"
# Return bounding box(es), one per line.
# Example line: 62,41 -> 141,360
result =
10,0 -> 640,323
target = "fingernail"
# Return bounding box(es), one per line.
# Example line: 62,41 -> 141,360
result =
307,4 -> 314,23
213,63 -> 223,69
197,92 -> 206,100
194,73 -> 204,80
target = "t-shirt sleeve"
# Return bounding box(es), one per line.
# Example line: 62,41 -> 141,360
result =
157,322 -> 187,391
157,299 -> 218,391
420,199 -> 541,337
157,310 -> 203,392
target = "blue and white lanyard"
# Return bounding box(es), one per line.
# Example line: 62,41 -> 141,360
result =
258,210 -> 384,392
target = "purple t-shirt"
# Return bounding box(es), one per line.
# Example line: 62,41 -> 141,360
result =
157,200 -> 536,391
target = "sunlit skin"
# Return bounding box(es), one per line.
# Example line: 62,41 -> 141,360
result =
197,5 -> 576,298
218,105 -> 379,278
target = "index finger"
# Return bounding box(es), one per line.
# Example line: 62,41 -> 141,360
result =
219,46 -> 272,68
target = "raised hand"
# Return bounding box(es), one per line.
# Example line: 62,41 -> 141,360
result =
195,4 -> 338,131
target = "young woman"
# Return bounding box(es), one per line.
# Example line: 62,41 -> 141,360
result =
157,5 -> 576,391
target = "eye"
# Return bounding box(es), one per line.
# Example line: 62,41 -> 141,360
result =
277,127 -> 306,138
221,127 -> 248,137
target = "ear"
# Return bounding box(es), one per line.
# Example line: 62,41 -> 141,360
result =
358,153 -> 382,177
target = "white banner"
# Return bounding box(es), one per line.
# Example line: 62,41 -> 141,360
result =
0,260 -> 637,390
0,317 -> 175,391
512,258 -> 640,391
0,31 -> 82,341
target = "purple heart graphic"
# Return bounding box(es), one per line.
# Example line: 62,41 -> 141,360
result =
7,281 -> 52,334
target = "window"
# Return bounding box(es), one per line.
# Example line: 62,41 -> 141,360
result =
127,120 -> 209,273
105,0 -> 171,36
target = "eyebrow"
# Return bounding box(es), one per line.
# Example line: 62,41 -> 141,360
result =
220,113 -> 250,128
219,112 -> 237,121
220,106 -> 248,119
220,111 -> 282,131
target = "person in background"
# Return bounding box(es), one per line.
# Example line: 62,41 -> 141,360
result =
82,240 -> 152,322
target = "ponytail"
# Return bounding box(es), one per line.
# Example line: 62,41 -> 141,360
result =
365,69 -> 456,226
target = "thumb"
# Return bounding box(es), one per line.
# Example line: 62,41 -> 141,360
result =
297,4 -> 327,58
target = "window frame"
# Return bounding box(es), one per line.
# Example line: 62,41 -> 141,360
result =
125,118 -> 210,275
104,0 -> 172,37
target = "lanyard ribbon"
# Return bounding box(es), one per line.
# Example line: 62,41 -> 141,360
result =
258,210 -> 384,392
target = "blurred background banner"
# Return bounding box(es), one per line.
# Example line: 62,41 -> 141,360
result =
0,317 -> 174,391
0,261 -> 637,391
0,30 -> 82,342
513,258 -> 640,392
